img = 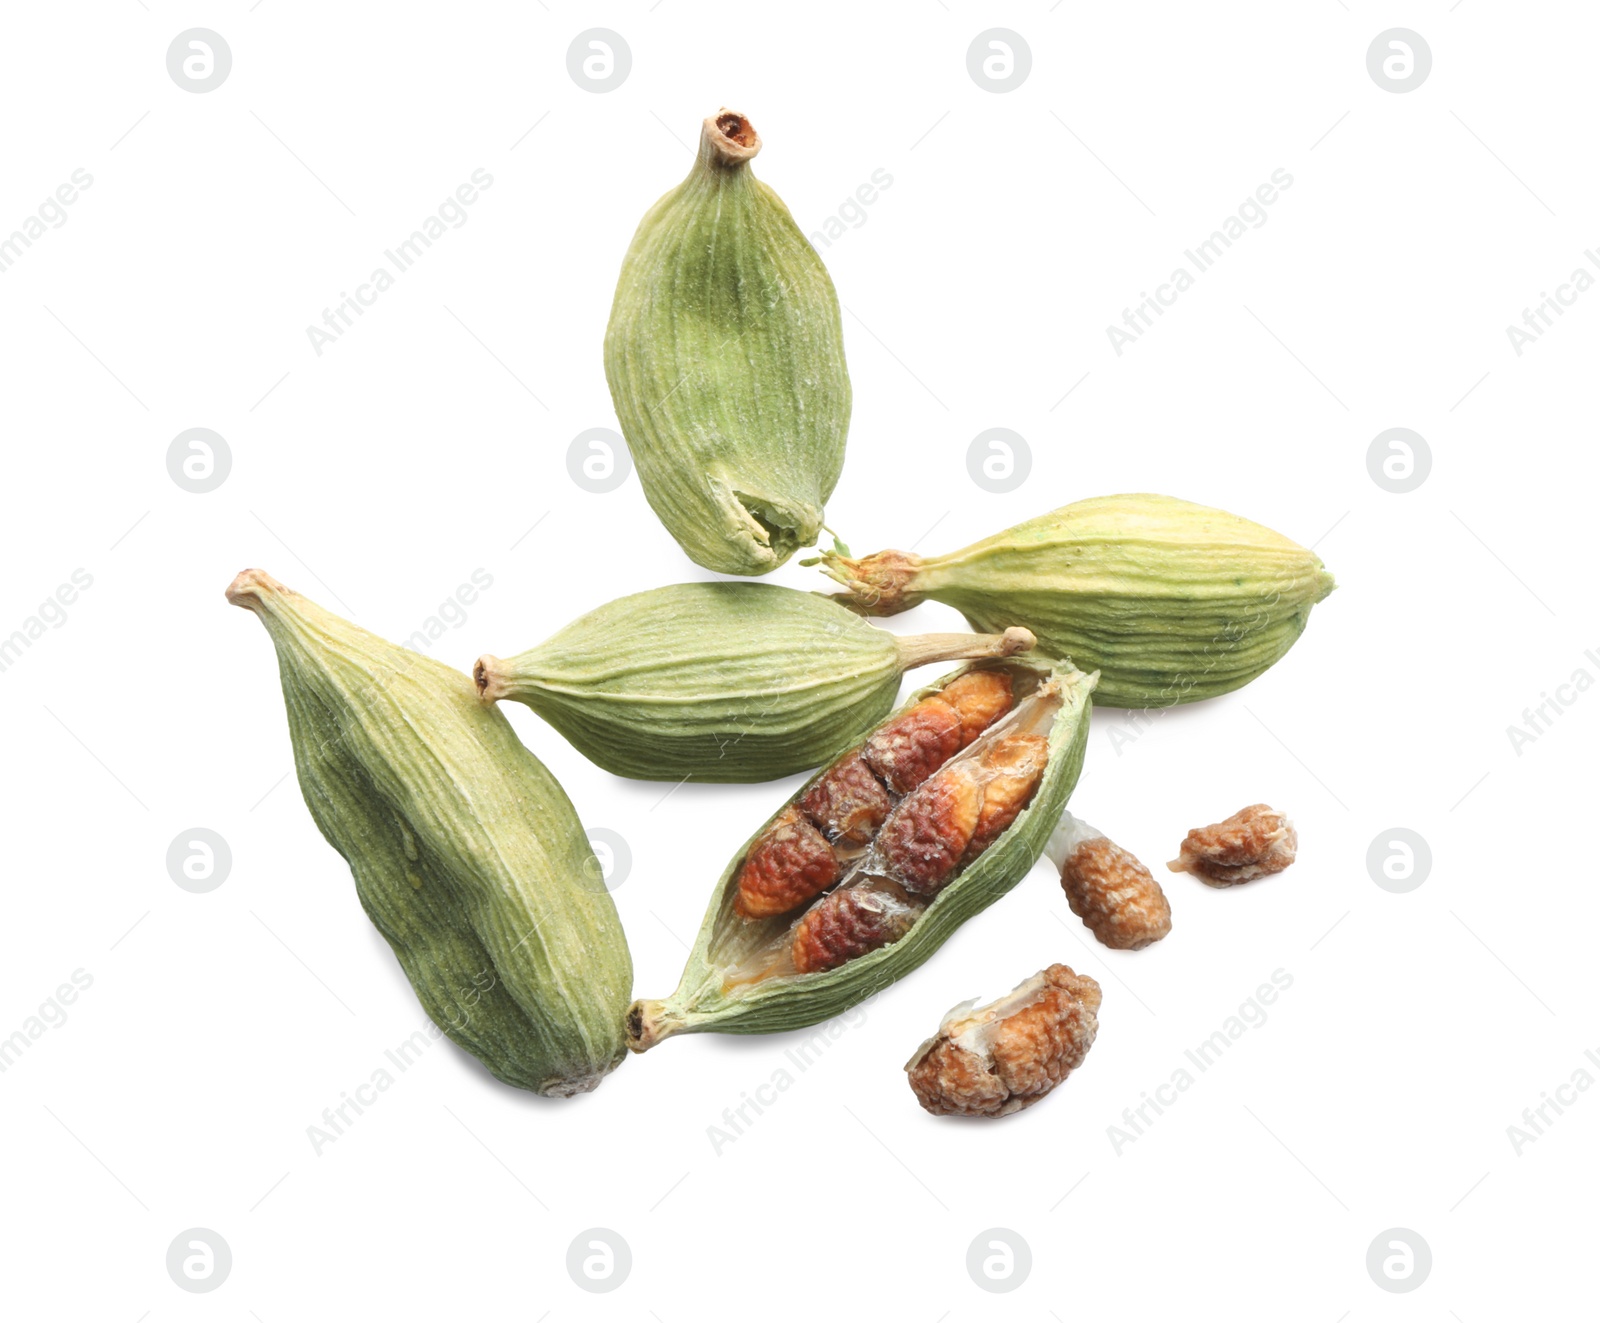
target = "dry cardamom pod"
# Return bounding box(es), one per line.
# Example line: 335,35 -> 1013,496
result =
626,658 -> 1096,1050
227,570 -> 633,1097
605,109 -> 850,576
475,582 -> 1034,782
814,494 -> 1336,708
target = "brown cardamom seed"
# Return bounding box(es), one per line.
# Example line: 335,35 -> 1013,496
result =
906,964 -> 1102,1118
1167,803 -> 1297,886
1047,812 -> 1172,950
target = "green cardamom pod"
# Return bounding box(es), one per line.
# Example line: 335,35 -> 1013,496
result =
475,582 -> 1034,783
227,570 -> 633,1097
626,657 -> 1096,1050
814,494 -> 1335,709
604,109 -> 850,576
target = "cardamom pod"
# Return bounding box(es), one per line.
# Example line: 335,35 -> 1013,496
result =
604,109 -> 850,576
227,570 -> 633,1097
625,657 -> 1096,1050
814,493 -> 1336,708
474,582 -> 1035,783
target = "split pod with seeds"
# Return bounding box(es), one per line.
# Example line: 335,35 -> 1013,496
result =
814,493 -> 1335,709
625,655 -> 1097,1050
228,570 -> 633,1097
475,581 -> 1035,783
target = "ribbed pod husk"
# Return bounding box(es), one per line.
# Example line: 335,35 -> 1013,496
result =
228,570 -> 633,1097
475,582 -> 1035,783
817,494 -> 1335,709
604,110 -> 850,576
626,657 -> 1096,1048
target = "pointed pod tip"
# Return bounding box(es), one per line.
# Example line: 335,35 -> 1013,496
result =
226,568 -> 287,609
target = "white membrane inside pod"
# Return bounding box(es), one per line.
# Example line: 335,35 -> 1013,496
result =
1044,810 -> 1105,873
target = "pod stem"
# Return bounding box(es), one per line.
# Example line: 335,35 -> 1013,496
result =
698,108 -> 761,172
894,627 -> 1035,672
625,998 -> 683,1053
225,567 -> 291,612
474,654 -> 510,703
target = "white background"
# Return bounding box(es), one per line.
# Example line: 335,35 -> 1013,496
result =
2,2 -> 1595,1317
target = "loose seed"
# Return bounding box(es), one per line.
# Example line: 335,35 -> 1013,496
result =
1048,812 -> 1172,950
1167,804 -> 1297,887
906,964 -> 1101,1118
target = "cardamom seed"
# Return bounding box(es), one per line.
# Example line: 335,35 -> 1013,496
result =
625,657 -> 1096,1050
906,964 -> 1101,1118
1046,812 -> 1172,949
1167,803 -> 1297,886
605,110 -> 850,576
227,570 -> 633,1097
814,493 -> 1336,708
474,581 -> 1035,783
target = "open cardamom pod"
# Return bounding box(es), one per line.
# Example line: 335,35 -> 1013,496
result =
475,581 -> 1034,782
605,109 -> 850,576
625,657 -> 1096,1050
814,494 -> 1335,709
228,570 -> 633,1097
